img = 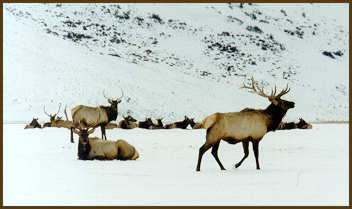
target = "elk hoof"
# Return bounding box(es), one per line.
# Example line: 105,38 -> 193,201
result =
235,163 -> 240,168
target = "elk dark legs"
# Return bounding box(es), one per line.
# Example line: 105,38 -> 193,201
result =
211,141 -> 226,170
235,141 -> 249,168
70,127 -> 74,143
101,125 -> 106,140
196,143 -> 212,171
252,140 -> 260,169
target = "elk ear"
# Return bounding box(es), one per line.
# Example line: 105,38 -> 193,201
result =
116,99 -> 122,104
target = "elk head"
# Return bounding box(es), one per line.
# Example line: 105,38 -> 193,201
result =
73,127 -> 96,160
297,118 -> 312,129
183,115 -> 194,125
103,89 -> 124,109
44,103 -> 62,122
241,77 -> 295,111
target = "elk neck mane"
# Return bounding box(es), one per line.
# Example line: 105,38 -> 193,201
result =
78,140 -> 91,160
263,103 -> 289,132
99,105 -> 118,121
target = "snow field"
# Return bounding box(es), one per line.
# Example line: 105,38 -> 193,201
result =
3,123 -> 349,206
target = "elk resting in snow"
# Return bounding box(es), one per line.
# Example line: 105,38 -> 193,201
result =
43,104 -> 73,129
296,118 -> 312,129
164,116 -> 194,129
24,118 -> 42,129
73,127 -> 139,161
42,103 -> 62,128
118,115 -> 138,129
278,118 -> 312,130
149,118 -> 164,129
196,77 -> 295,171
70,90 -> 124,143
138,118 -> 154,129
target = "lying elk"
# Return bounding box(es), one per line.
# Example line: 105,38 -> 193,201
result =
118,115 -> 138,129
73,127 -> 139,160
149,118 -> 164,129
278,118 -> 312,130
70,90 -> 124,143
164,116 -> 194,129
196,77 -> 295,171
43,103 -> 62,128
297,118 -> 312,129
43,104 -> 73,129
138,118 -> 154,129
24,118 -> 41,129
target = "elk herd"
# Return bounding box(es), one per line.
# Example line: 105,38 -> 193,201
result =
24,77 -> 312,171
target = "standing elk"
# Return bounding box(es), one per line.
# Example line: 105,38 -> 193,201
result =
24,118 -> 42,129
73,127 -> 139,161
70,90 -> 124,143
43,104 -> 73,129
118,115 -> 138,129
164,116 -> 194,129
196,77 -> 295,171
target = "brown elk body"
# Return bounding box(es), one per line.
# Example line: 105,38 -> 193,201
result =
24,118 -> 42,129
118,115 -> 138,129
196,77 -> 295,171
73,128 -> 139,161
70,90 -> 124,143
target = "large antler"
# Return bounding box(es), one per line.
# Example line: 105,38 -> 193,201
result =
275,83 -> 290,99
64,105 -> 69,121
55,103 -> 62,117
103,90 -> 113,103
103,88 -> 124,102
118,88 -> 124,100
43,103 -> 62,118
43,105 -> 50,117
241,77 -> 290,100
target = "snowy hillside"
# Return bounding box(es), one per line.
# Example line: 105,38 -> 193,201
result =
3,3 -> 349,123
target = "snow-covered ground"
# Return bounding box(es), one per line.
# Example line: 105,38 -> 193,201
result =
3,124 -> 349,206
3,3 -> 349,206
